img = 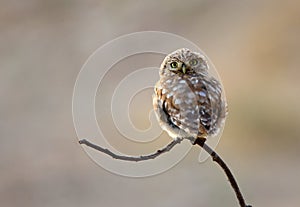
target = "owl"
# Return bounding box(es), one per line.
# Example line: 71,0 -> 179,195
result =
153,48 -> 227,141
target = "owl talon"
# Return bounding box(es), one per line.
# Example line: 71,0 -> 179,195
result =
192,137 -> 206,146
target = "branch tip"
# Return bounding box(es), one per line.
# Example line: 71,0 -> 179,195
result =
79,139 -> 86,144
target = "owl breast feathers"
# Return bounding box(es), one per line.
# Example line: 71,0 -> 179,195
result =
153,48 -> 227,140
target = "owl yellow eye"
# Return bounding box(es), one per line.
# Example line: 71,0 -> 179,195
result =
170,61 -> 178,69
189,59 -> 198,66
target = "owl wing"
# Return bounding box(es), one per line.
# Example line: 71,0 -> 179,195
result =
189,75 -> 227,136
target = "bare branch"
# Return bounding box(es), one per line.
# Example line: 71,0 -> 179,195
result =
193,137 -> 252,207
79,138 -> 183,162
79,137 -> 251,207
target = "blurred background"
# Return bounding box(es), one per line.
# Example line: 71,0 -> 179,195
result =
1,0 -> 300,206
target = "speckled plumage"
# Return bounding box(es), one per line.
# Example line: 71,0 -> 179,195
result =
153,48 -> 227,140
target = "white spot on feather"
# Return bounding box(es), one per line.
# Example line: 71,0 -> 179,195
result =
174,99 -> 182,105
187,92 -> 195,99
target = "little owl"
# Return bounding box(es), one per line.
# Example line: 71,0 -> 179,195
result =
153,48 -> 227,141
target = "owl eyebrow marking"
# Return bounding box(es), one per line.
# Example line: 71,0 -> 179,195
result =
169,57 -> 181,62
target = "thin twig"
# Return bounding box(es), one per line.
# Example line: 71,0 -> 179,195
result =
193,137 -> 252,207
79,137 -> 251,207
79,138 -> 183,162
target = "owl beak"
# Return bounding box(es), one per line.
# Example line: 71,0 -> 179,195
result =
181,64 -> 187,74
181,63 -> 191,74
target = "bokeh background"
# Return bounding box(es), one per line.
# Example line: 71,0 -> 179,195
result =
1,0 -> 300,206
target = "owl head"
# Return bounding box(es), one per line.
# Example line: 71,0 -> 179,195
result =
160,48 -> 209,76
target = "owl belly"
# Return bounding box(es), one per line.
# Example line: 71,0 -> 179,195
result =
154,78 -> 205,139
